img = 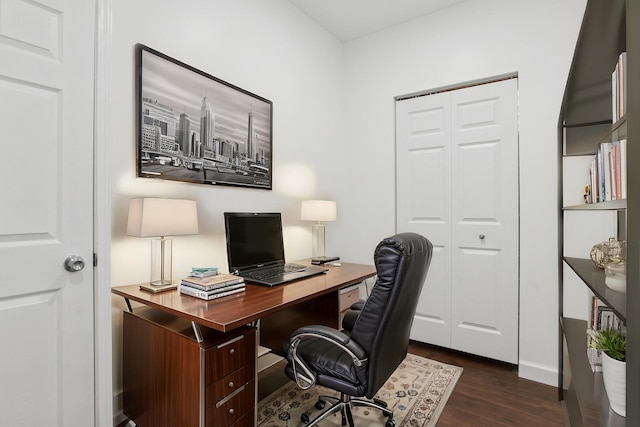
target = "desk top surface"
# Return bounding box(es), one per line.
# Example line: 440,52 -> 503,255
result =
112,261 -> 376,332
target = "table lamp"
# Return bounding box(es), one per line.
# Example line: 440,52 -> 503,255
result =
127,198 -> 199,292
301,200 -> 339,264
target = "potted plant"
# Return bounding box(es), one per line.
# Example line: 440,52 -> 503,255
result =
589,327 -> 626,416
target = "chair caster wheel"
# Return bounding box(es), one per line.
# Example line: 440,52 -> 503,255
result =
301,412 -> 310,424
385,419 -> 395,427
315,400 -> 326,410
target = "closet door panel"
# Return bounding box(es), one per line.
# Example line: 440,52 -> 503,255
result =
396,92 -> 452,347
451,79 -> 519,364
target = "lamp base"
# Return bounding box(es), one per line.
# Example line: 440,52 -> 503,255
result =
311,256 -> 340,265
139,283 -> 178,293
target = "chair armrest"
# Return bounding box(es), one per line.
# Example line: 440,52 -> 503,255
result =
341,309 -> 360,331
288,325 -> 367,389
350,300 -> 365,311
290,325 -> 366,361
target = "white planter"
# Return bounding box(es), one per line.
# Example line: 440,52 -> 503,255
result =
601,352 -> 626,416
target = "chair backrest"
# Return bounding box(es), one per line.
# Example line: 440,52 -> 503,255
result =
350,232 -> 433,398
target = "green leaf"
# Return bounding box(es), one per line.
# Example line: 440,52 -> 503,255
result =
592,328 -> 626,362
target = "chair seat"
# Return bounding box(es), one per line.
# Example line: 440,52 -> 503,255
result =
284,336 -> 367,396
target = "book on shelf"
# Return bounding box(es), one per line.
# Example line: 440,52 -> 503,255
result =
612,51 -> 627,122
620,139 -> 627,199
601,142 -> 612,201
180,283 -> 245,300
181,273 -> 244,291
587,139 -> 626,203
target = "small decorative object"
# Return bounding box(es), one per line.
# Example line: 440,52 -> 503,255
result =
589,328 -> 626,416
590,238 -> 626,268
604,260 -> 626,292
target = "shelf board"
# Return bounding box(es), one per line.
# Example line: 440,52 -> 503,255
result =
563,257 -> 626,322
562,317 -> 626,426
564,200 -> 626,210
257,352 -> 283,373
257,345 -> 272,358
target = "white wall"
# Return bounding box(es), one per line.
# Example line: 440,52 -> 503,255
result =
108,0 -> 345,420
331,0 -> 587,385
109,0 -> 589,419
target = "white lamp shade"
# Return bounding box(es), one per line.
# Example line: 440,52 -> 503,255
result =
127,198 -> 199,237
301,200 -> 337,222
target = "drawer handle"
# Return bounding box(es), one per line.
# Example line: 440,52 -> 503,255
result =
216,384 -> 246,408
229,408 -> 235,415
229,348 -> 235,355
228,381 -> 234,388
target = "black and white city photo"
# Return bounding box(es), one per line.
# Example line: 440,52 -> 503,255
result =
136,44 -> 273,189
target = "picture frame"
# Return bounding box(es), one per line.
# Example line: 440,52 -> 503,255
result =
135,44 -> 273,189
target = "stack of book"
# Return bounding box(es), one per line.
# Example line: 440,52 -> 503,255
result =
180,273 -> 245,300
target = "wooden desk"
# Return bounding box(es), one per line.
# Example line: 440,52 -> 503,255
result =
113,262 -> 376,427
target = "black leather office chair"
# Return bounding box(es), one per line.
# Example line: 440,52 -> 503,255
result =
283,232 -> 433,427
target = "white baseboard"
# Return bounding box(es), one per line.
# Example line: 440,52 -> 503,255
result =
113,391 -> 126,426
518,360 -> 558,387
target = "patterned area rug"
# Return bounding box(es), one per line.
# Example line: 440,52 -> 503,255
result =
257,354 -> 462,427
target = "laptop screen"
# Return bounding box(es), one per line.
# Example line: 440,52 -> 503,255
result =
224,212 -> 285,272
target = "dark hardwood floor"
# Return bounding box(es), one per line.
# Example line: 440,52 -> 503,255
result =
118,340 -> 566,426
258,340 -> 566,427
404,341 -> 566,427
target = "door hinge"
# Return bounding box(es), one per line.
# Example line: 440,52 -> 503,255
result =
93,253 -> 98,267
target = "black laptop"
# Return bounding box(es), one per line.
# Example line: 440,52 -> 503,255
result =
224,212 -> 328,286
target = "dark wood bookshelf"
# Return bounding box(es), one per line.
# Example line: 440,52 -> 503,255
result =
559,0 -> 636,425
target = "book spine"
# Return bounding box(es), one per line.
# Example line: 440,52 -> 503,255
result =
620,139 -> 627,199
614,141 -> 621,200
180,285 -> 245,300
612,66 -> 618,121
180,285 -> 212,299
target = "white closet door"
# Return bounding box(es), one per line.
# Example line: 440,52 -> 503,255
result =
396,91 -> 453,348
450,79 -> 519,364
396,78 -> 519,364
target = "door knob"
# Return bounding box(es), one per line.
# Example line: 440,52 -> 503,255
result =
64,255 -> 86,272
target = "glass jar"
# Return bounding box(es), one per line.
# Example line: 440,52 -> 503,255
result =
604,260 -> 626,292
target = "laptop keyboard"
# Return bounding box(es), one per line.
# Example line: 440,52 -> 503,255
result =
245,263 -> 306,280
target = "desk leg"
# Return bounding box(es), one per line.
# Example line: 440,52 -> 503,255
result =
191,321 -> 203,343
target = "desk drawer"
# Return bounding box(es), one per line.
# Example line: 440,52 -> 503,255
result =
205,330 -> 255,385
339,284 -> 361,310
205,365 -> 253,408
229,411 -> 253,427
205,379 -> 254,427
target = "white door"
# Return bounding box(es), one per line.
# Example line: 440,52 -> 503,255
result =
395,92 -> 452,348
0,0 -> 96,425
396,79 -> 519,364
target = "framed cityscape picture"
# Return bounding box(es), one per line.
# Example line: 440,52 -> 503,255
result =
135,44 -> 273,189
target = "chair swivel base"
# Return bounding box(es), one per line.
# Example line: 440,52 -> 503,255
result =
301,393 -> 395,427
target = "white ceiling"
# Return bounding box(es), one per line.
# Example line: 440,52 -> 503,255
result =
288,0 -> 467,42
